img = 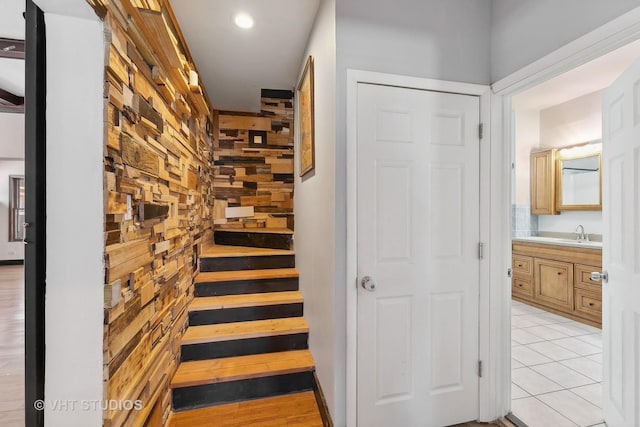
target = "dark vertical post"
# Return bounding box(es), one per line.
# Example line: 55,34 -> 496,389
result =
24,1 -> 46,426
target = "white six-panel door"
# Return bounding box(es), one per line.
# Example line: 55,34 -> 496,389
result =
356,83 -> 480,426
601,56 -> 640,427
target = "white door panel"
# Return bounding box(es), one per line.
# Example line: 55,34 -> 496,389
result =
602,56 -> 640,427
357,83 -> 480,426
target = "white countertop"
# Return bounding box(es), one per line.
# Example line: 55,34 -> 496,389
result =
513,236 -> 602,249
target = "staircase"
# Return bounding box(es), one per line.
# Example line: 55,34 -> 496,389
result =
169,244 -> 323,426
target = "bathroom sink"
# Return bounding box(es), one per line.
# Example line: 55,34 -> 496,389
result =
513,236 -> 602,248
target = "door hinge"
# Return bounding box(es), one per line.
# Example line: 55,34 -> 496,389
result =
478,360 -> 483,378
478,242 -> 484,260
479,123 -> 484,139
508,267 -> 513,278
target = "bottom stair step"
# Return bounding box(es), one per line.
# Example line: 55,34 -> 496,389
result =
168,390 -> 323,427
171,350 -> 315,411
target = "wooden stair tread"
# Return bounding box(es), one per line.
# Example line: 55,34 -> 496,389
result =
201,243 -> 294,258
182,317 -> 309,345
171,350 -> 315,388
195,268 -> 298,283
189,291 -> 303,311
216,228 -> 294,235
168,391 -> 323,427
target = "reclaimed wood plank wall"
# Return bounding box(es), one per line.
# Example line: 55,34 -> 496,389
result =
89,0 -> 216,425
214,90 -> 295,231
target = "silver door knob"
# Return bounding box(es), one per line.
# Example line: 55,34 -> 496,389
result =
361,276 -> 376,292
590,271 -> 609,283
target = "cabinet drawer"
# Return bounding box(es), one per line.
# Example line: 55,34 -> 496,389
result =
575,264 -> 603,293
534,258 -> 574,311
513,255 -> 533,276
575,288 -> 602,319
512,276 -> 533,298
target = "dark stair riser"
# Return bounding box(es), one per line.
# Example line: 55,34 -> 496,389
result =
214,230 -> 292,250
195,277 -> 299,297
189,303 -> 303,325
172,371 -> 314,412
200,254 -> 295,272
181,333 -> 309,361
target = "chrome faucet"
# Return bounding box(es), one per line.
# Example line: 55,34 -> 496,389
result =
575,224 -> 589,242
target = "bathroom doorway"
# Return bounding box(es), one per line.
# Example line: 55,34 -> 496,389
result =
506,39 -> 640,427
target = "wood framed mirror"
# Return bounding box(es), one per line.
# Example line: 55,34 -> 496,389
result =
555,141 -> 602,211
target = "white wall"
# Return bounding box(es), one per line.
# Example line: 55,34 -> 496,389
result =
0,0 -> 26,39
539,90 -> 603,147
514,110 -> 540,205
538,211 -> 603,236
293,0 -> 340,423
0,160 -> 24,260
0,113 -> 25,159
0,113 -> 24,261
338,0 -> 491,85
35,3 -> 105,425
491,0 -> 640,82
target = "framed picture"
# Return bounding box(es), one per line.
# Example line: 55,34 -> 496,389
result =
248,130 -> 267,147
297,56 -> 314,177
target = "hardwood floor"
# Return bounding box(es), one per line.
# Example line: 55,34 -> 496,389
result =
201,244 -> 294,258
0,265 -> 24,427
168,391 -> 323,427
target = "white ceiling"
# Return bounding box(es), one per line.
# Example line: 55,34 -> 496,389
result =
512,39 -> 640,111
169,0 -> 320,113
0,0 -> 25,98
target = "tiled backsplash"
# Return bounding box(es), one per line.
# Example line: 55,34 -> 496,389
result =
512,204 -> 538,237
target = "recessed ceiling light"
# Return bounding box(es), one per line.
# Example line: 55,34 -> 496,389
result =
234,13 -> 254,29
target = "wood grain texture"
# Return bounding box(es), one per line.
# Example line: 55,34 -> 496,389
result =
168,391 -> 323,427
195,268 -> 299,284
101,2 -> 216,425
181,317 -> 309,345
0,266 -> 24,427
201,244 -> 294,258
214,96 -> 294,232
530,149 -> 558,215
513,241 -> 602,326
189,291 -> 303,311
171,350 -> 314,388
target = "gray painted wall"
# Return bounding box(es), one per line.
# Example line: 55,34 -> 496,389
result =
331,2 -> 491,425
338,0 -> 492,85
294,0 -> 341,424
491,0 -> 640,82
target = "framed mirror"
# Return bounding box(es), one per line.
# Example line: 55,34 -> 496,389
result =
556,142 -> 602,211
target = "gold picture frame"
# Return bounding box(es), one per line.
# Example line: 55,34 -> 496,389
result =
297,56 -> 314,177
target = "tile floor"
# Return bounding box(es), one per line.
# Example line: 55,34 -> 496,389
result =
511,300 -> 606,427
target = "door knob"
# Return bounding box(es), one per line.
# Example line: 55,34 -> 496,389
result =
361,276 -> 376,292
590,271 -> 609,283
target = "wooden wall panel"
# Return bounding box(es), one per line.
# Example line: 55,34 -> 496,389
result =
214,94 -> 294,230
94,1 -> 215,425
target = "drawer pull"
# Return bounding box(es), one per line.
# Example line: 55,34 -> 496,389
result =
518,264 -> 523,267
589,302 -> 594,306
518,284 -> 523,287
557,272 -> 562,275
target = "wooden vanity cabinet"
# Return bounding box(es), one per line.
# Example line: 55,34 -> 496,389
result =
530,149 -> 558,215
533,258 -> 574,312
512,241 -> 602,327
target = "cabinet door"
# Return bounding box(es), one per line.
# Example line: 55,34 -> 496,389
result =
574,263 -> 602,293
513,255 -> 533,276
512,276 -> 534,299
534,258 -> 574,311
531,149 -> 557,215
574,288 -> 602,321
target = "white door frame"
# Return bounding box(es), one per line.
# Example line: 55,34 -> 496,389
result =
345,70 -> 491,426
490,6 -> 640,421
